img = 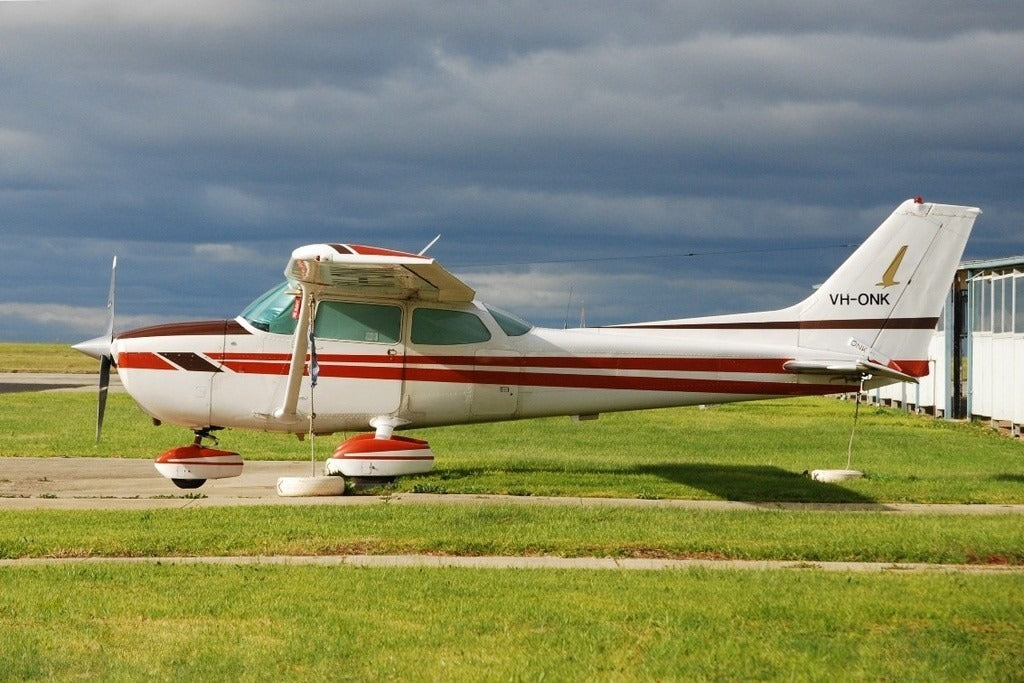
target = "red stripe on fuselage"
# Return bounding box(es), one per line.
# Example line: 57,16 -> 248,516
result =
612,317 -> 939,331
125,351 -> 909,396
118,352 -> 177,370
118,320 -> 249,339
409,355 -> 790,373
212,352 -> 791,374
404,366 -> 856,396
895,360 -> 929,378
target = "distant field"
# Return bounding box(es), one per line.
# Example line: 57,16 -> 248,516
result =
0,342 -> 96,373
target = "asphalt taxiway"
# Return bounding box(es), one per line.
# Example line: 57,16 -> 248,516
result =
0,372 -> 121,394
3,456 -> 1024,515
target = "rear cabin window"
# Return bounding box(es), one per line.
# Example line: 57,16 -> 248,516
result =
315,301 -> 401,344
411,308 -> 491,345
485,305 -> 533,336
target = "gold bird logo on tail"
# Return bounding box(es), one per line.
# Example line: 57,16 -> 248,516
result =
876,245 -> 908,288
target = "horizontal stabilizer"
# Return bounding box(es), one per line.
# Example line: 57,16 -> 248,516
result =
783,359 -> 918,384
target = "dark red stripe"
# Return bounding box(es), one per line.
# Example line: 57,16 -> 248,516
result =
128,351 -> 923,395
613,317 -> 939,331
898,360 -> 930,377
215,352 -> 791,373
118,320 -> 249,339
346,244 -> 422,258
404,367 -> 856,396
410,355 -> 790,373
337,454 -> 434,461
160,352 -> 222,373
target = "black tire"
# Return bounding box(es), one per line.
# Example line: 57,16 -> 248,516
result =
171,478 -> 206,489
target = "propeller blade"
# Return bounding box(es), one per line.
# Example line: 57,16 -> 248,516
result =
73,255 -> 118,443
104,256 -> 117,340
96,354 -> 111,443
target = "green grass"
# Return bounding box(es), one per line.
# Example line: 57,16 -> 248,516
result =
2,564 -> 1022,681
3,391 -> 1022,504
1,504 -> 1023,564
4,348 -> 1024,679
0,343 -> 96,373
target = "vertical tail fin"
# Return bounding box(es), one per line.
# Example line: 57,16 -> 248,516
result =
796,198 -> 980,373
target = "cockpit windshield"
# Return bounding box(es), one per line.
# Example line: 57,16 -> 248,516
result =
240,282 -> 299,334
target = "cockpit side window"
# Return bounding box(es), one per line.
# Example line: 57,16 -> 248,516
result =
411,308 -> 492,345
240,282 -> 299,335
485,305 -> 533,336
315,301 -> 401,344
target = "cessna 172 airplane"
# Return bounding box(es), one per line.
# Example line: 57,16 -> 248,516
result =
75,197 -> 979,490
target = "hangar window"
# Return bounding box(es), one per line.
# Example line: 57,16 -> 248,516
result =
971,277 -> 992,333
1015,274 -> 1024,335
411,308 -> 491,345
315,301 -> 401,344
993,277 -> 1006,334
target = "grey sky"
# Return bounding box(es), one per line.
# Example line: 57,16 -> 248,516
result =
1,1 -> 1021,340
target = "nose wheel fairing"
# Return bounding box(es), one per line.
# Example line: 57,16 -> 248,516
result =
153,430 -> 242,488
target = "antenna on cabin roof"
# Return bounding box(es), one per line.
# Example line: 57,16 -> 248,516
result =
563,284 -> 574,329
418,234 -> 442,256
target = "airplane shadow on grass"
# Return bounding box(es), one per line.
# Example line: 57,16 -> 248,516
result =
631,463 -> 878,505
434,462 -> 878,505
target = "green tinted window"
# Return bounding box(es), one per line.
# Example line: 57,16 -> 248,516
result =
412,308 -> 491,345
1015,275 -> 1024,334
971,278 -> 991,333
315,301 -> 401,343
240,282 -> 299,335
485,305 -> 533,336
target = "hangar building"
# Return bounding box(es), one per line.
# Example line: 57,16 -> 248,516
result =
870,255 -> 1024,437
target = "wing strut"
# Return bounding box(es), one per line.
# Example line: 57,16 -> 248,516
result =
274,284 -> 315,419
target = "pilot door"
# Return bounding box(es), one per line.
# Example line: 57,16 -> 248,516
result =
302,299 -> 405,418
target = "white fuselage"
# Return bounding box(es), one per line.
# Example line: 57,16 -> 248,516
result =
112,297 -> 876,436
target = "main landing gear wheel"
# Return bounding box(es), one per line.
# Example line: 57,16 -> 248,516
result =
276,476 -> 348,497
171,478 -> 207,489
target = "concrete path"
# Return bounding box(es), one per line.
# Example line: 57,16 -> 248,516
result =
0,372 -> 123,394
3,456 -> 1024,514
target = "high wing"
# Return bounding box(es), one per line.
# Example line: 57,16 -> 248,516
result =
286,243 -> 474,303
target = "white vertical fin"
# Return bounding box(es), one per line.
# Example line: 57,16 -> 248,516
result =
795,199 -> 980,363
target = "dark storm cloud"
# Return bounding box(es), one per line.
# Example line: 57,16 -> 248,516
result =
0,1 -> 1021,339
